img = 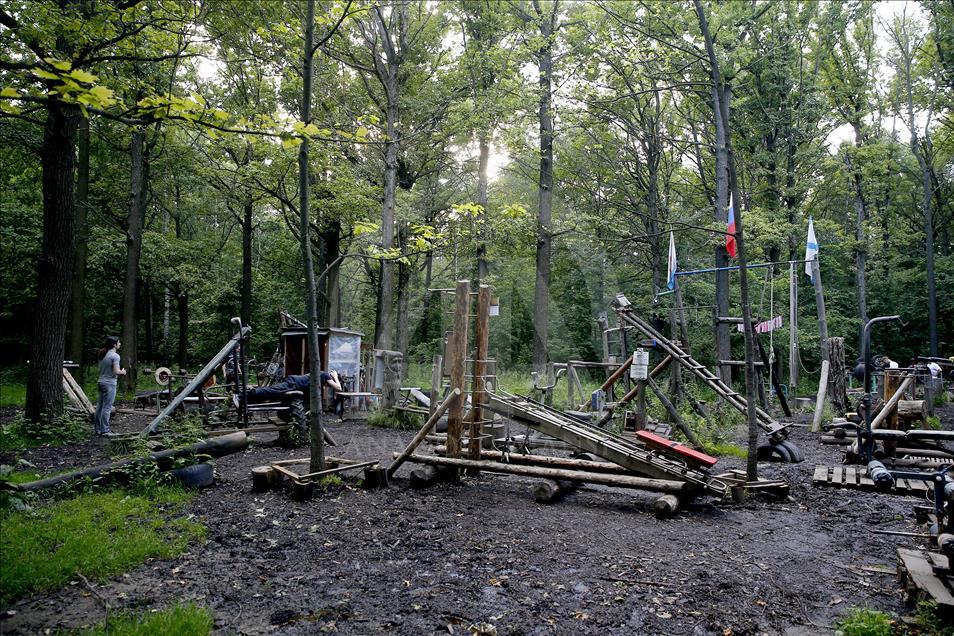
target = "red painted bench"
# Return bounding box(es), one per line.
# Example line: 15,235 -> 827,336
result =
635,430 -> 718,469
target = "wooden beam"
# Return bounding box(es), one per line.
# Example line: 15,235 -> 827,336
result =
387,388 -> 461,479
470,285 -> 491,464
445,280 -> 470,458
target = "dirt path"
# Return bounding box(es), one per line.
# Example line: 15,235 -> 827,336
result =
2,406 -> 950,635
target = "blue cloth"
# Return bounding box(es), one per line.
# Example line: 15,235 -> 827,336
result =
98,351 -> 120,384
94,381 -> 117,434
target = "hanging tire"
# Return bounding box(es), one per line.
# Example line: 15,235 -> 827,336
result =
277,400 -> 308,448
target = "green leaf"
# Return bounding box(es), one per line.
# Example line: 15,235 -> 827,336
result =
0,87 -> 20,99
44,58 -> 71,71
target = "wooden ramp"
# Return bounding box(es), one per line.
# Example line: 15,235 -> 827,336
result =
812,464 -> 935,496
486,392 -> 725,496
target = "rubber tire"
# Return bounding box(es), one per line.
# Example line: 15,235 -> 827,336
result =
757,443 -> 790,463
779,440 -> 803,463
169,463 -> 214,489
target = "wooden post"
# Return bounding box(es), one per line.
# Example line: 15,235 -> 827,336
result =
811,257 -> 828,362
470,285 -> 491,464
566,361 -> 575,407
883,370 -> 901,456
429,354 -> 442,419
634,380 -> 646,430
446,280 -> 470,459
810,359 -> 830,432
789,261 -> 798,396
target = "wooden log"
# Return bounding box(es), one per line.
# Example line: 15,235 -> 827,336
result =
386,388 -> 461,479
810,359 -> 830,433
653,494 -> 681,519
532,479 -> 577,504
445,280 -> 470,458
598,356 -> 632,395
435,448 -> 632,474
13,432 -> 249,492
398,453 -> 696,495
898,400 -> 927,423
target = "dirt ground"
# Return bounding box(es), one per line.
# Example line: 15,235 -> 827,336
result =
2,403 -> 951,635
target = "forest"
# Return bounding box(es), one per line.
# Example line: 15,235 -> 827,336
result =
1,1 -> 954,634
1,0 -> 950,416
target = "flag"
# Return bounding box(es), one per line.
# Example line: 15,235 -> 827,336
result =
725,194 -> 737,258
804,217 -> 819,281
667,230 -> 677,290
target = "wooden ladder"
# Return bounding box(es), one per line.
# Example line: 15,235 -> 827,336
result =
616,309 -> 787,439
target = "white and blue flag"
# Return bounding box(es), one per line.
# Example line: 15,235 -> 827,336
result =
804,217 -> 819,281
667,230 -> 677,290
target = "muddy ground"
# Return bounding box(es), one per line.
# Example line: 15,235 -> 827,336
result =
2,404 -> 951,635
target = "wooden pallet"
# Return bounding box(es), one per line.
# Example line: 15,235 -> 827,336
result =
897,548 -> 954,614
812,464 -> 934,496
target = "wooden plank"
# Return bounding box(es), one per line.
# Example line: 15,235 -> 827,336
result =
62,368 -> 95,414
845,466 -> 857,488
832,465 -> 843,486
898,548 -> 954,608
859,470 -> 875,489
812,465 -> 828,484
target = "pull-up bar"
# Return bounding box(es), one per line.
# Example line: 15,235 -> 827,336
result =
675,258 -> 812,278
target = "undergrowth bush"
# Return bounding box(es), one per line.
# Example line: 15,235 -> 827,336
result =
836,607 -> 895,636
0,412 -> 88,451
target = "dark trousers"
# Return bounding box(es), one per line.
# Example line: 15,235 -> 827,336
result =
247,378 -> 306,404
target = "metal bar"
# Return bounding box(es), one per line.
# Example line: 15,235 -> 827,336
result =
675,259 -> 811,278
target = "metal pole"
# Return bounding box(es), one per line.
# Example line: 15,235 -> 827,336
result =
789,262 -> 798,395
675,259 -> 812,278
860,315 -> 901,460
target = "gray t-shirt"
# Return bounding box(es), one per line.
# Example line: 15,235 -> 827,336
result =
99,350 -> 121,384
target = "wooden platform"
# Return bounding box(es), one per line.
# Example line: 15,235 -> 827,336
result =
812,465 -> 935,496
897,548 -> 954,614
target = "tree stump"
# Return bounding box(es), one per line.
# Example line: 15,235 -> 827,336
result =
251,465 -> 276,492
827,337 -> 848,415
531,479 -> 577,504
653,494 -> 681,519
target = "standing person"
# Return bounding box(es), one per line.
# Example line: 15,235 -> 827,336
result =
94,336 -> 126,435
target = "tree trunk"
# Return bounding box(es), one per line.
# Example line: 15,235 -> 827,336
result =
241,194 -> 253,327
695,0 -> 760,481
68,115 -> 89,369
476,132 -> 490,280
325,220 -> 341,327
711,85 -> 731,383
143,277 -> 154,361
532,8 -> 555,375
122,129 -> 148,392
848,124 -> 869,351
177,287 -> 188,370
396,221 -> 411,374
827,337 -> 848,415
300,0 -> 325,473
25,97 -> 80,425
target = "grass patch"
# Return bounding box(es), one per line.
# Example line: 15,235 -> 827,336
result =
0,412 -> 89,451
75,602 -> 213,636
702,441 -> 747,459
836,607 -> 895,636
367,411 -> 420,431
0,486 -> 204,605
925,416 -> 942,431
